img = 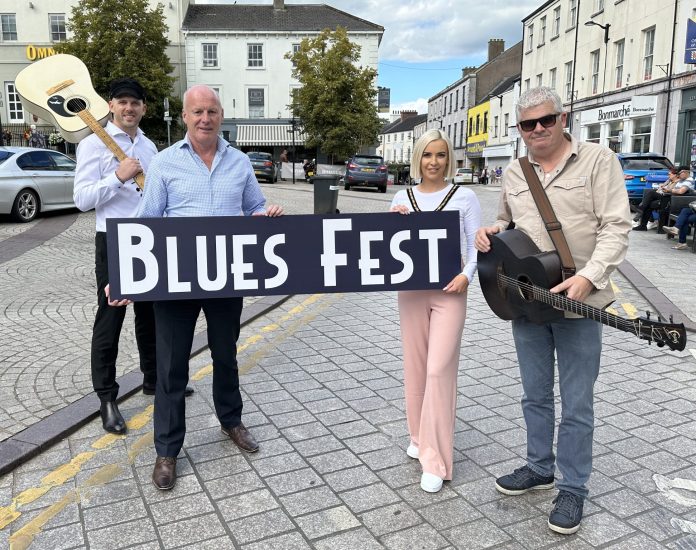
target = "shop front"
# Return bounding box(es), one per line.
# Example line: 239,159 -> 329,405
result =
674,86 -> 696,169
466,139 -> 486,174
482,143 -> 514,174
579,96 -> 657,153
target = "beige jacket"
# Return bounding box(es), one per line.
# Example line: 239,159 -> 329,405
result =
493,134 -> 632,313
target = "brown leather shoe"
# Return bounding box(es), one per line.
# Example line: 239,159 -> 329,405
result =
152,456 -> 177,490
221,423 -> 259,453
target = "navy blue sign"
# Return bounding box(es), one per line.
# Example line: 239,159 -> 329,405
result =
106,212 -> 462,301
686,19 -> 696,64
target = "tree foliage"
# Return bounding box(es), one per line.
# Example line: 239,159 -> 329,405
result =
287,27 -> 382,161
55,0 -> 179,141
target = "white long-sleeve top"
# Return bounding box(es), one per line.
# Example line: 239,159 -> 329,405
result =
390,184 -> 482,282
73,121 -> 157,232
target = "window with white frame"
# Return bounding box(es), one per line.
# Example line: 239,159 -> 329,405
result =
586,124 -> 600,144
615,40 -> 624,88
49,14 -> 66,42
202,43 -> 218,68
590,50 -> 600,94
643,27 -> 655,81
503,113 -> 509,136
552,6 -> 561,38
248,43 -> 264,68
632,116 -> 652,152
524,78 -> 530,91
5,82 -> 23,122
493,115 -> 499,137
455,89 -> 459,110
1,14 -> 17,41
595,0 -> 605,12
539,16 -> 546,46
526,24 -> 534,51
449,92 -> 453,113
568,0 -> 577,29
564,61 -> 573,101
290,43 -> 301,66
549,67 -> 557,90
248,88 -> 265,118
536,73 -> 543,87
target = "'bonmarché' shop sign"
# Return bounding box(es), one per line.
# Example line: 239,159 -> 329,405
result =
106,212 -> 462,301
581,96 -> 657,124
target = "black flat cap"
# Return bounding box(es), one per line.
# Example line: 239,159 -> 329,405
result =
109,78 -> 146,101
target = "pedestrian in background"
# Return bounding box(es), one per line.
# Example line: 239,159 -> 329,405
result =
28,124 -> 46,148
137,85 -> 284,491
475,87 -> 631,535
390,129 -> 481,493
73,78 -> 193,435
279,147 -> 289,181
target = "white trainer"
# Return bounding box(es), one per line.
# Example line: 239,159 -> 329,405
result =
421,472 -> 443,493
406,444 -> 419,459
647,221 -> 658,230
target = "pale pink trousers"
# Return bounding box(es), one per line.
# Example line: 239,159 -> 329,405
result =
398,289 -> 467,480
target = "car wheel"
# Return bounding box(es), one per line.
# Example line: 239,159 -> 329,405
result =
344,183 -> 350,190
11,189 -> 39,223
379,185 -> 387,193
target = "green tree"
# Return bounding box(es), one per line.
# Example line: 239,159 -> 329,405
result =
287,27 -> 382,162
55,0 -> 179,142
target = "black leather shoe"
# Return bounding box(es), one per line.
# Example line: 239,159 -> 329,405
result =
143,384 -> 194,397
221,423 -> 259,453
100,401 -> 126,434
152,456 -> 177,490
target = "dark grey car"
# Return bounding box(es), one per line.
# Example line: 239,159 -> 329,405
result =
247,152 -> 280,183
344,154 -> 388,193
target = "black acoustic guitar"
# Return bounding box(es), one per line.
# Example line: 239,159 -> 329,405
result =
478,229 -> 687,351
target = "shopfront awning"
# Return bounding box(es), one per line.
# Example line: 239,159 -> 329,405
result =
236,124 -> 306,146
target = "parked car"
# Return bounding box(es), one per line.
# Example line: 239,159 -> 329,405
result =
344,154 -> 388,193
617,153 -> 674,205
0,146 -> 77,223
453,167 -> 478,185
247,151 -> 280,183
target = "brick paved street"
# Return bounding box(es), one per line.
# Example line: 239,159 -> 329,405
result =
1,182 -> 695,548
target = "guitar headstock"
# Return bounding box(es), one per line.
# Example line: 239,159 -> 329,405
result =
632,314 -> 687,351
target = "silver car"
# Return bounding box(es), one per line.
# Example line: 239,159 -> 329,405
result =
0,146 -> 76,222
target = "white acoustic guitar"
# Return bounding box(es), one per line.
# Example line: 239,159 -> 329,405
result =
15,54 -> 145,189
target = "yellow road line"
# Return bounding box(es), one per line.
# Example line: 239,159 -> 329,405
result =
621,302 -> 639,319
1,294 -> 327,539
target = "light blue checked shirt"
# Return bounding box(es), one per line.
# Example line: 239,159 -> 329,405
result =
137,135 -> 267,218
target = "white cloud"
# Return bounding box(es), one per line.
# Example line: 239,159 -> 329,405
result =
390,98 -> 429,114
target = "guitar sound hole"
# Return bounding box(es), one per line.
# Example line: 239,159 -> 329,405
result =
516,275 -> 534,302
66,97 -> 87,114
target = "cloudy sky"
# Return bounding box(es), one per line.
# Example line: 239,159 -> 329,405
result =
211,0 -> 543,112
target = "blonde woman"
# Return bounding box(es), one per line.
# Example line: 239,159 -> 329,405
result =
390,129 -> 481,492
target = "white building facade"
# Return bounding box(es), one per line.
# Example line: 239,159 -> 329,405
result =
377,112 -> 426,164
484,79 -> 521,172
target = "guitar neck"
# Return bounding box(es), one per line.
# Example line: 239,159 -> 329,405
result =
75,110 -> 145,189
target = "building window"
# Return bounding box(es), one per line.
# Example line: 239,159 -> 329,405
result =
643,27 -> 655,81
483,112 -> 488,134
475,114 -> 480,135
449,93 -> 453,114
526,24 -> 534,52
5,82 -> 23,122
595,0 -> 605,12
608,120 -> 623,153
248,43 -> 264,68
49,14 -> 66,42
455,90 -> 459,111
248,88 -> 265,118
564,61 -> 573,101
524,78 -> 530,91
442,96 -> 446,115
615,40 -> 624,88
448,124 -> 451,139
202,43 -> 218,68
460,120 -> 464,147
1,14 -> 17,41
503,113 -> 509,136
590,50 -> 600,94
568,0 -> 577,29
536,73 -> 543,87
549,67 -> 557,90
493,115 -> 499,138
632,116 -> 652,152
461,88 -> 465,109
469,117 -> 473,137
552,6 -> 561,38
453,124 -> 457,146
586,124 -> 600,143
539,16 -> 546,46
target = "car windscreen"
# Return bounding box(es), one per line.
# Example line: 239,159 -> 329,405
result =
353,156 -> 383,166
622,158 -> 672,170
0,151 -> 15,165
247,153 -> 272,161
457,169 -> 472,174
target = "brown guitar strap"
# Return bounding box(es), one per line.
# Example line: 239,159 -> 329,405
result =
519,157 -> 576,280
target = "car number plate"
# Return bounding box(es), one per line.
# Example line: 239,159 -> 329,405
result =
254,170 -> 263,175
362,168 -> 375,172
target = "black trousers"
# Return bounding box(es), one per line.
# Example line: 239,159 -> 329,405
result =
92,232 -> 156,402
153,297 -> 243,458
638,189 -> 670,226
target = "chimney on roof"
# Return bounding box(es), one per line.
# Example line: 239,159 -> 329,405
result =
488,39 -> 505,61
273,0 -> 285,9
462,66 -> 476,78
400,110 -> 417,122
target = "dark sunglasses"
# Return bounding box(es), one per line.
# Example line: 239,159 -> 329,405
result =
518,113 -> 560,132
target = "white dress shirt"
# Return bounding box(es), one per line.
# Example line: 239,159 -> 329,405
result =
73,121 -> 157,231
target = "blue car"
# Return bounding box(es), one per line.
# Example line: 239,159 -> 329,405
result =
617,153 -> 674,205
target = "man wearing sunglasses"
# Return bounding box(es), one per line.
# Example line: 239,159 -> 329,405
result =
475,87 -> 631,535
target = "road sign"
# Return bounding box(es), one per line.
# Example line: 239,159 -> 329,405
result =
163,116 -> 172,121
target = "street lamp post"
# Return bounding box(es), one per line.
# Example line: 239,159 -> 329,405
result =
288,116 -> 299,185
585,20 -> 611,96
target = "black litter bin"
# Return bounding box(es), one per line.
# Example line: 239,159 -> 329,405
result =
311,174 -> 340,214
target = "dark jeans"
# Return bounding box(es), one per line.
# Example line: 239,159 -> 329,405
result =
92,232 -> 156,402
637,189 -> 670,226
674,207 -> 696,243
153,297 -> 244,458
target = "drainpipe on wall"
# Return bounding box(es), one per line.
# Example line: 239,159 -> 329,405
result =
569,0 -> 581,134
661,0 -> 679,157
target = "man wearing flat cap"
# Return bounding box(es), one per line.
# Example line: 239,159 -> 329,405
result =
73,77 -> 192,434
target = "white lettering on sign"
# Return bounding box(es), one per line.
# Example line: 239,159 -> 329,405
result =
196,235 -> 226,291
419,229 -> 446,282
321,219 -> 353,286
231,234 -> 259,290
359,231 -> 385,285
264,234 -> 288,289
390,230 -> 413,284
167,236 -> 191,293
118,224 -> 158,294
